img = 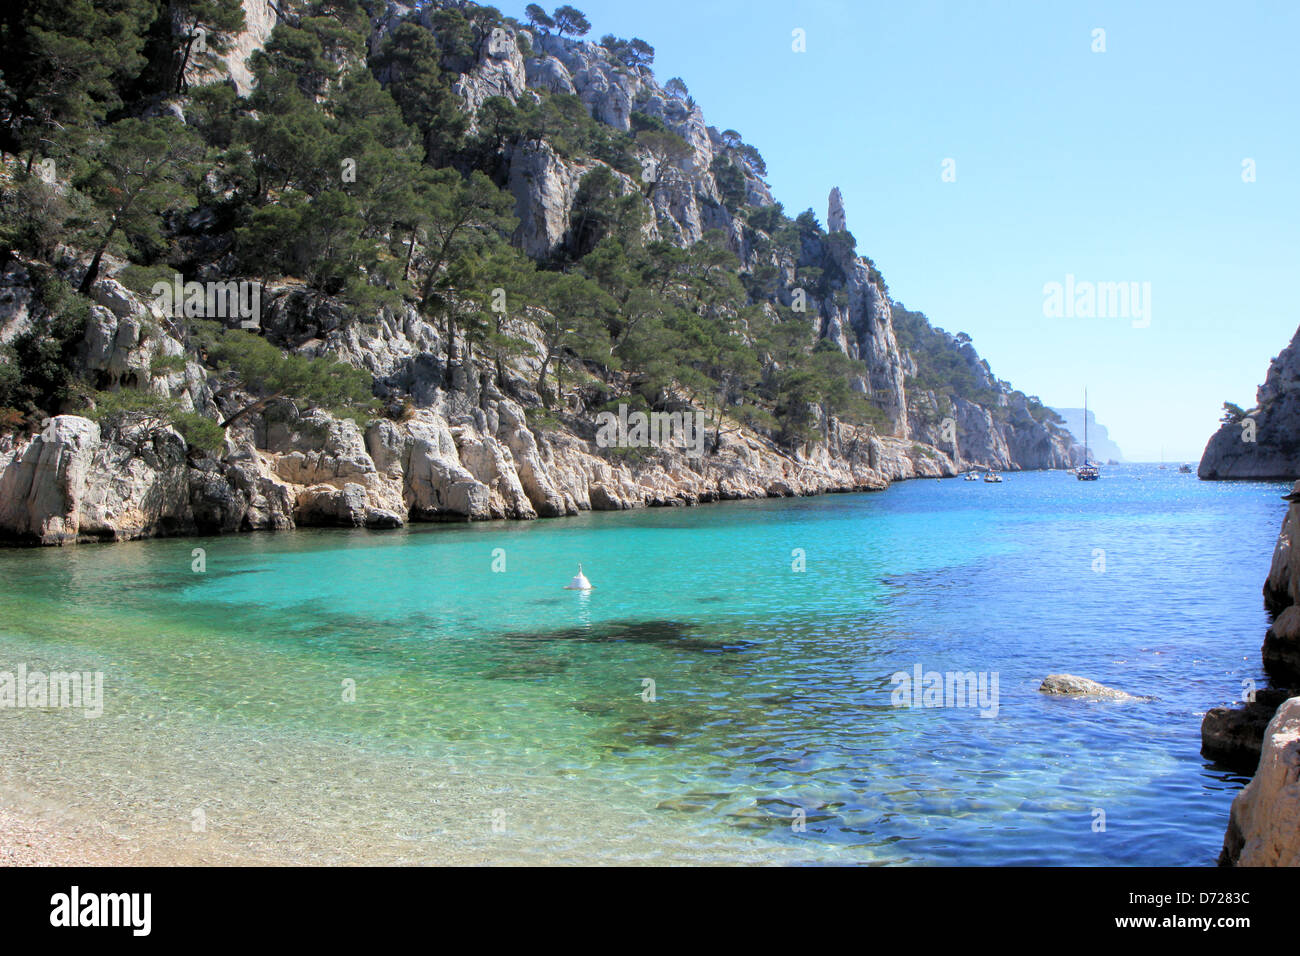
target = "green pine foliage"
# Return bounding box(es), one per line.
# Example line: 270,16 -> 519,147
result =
891,300 -> 1001,409
0,0 -> 992,460
79,388 -> 227,455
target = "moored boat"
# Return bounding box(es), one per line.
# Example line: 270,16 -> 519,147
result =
1076,389 -> 1101,481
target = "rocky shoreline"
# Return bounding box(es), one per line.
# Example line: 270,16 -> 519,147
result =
0,266 -> 1068,548
2,386 -> 1061,548
1197,316 -> 1300,864
0,398 -> 967,548
1200,479 -> 1300,865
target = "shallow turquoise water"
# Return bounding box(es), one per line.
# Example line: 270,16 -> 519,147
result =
0,465 -> 1284,864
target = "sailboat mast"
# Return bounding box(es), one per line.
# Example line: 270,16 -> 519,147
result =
1084,388 -> 1089,463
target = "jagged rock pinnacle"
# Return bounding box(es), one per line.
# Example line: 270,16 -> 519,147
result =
828,187 -> 846,233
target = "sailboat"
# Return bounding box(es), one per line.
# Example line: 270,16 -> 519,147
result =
1077,389 -> 1100,481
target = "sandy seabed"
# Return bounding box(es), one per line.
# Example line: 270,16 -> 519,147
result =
0,796 -> 268,866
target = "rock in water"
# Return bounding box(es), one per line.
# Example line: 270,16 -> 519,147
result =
1201,688 -> 1296,774
1219,696 -> 1300,866
827,187 -> 847,233
1038,673 -> 1146,701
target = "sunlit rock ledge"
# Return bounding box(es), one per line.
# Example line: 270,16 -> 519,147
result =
0,403 -> 961,546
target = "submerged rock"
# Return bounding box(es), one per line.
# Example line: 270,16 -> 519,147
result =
1219,696 -> 1300,866
1038,674 -> 1147,701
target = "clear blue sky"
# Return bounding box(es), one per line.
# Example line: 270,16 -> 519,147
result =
517,0 -> 1299,461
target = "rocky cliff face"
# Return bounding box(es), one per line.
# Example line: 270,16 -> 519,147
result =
0,0 -> 1073,546
1200,323 -> 1300,480
0,271 -> 960,544
176,0 -> 280,96
405,8 -> 1063,453
1262,483 -> 1300,677
0,398 -> 952,545
1204,482 -> 1300,864
910,390 -> 1074,472
1219,697 -> 1300,866
902,325 -> 1076,470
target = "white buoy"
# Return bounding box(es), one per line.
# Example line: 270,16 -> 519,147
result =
564,563 -> 593,590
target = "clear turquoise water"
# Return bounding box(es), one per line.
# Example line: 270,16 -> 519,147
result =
0,465 -> 1285,864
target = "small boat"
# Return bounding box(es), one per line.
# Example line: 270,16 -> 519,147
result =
963,472 -> 979,481
564,564 -> 593,590
1178,463 -> 1192,473
983,472 -> 1002,483
1077,388 -> 1101,481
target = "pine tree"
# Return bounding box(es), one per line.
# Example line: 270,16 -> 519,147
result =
552,6 -> 591,39
524,5 -> 555,33
169,0 -> 247,93
205,325 -> 375,428
370,21 -> 467,166
0,0 -> 155,162
534,271 -> 612,406
75,117 -> 205,293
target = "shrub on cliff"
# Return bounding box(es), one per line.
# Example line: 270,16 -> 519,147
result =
78,388 -> 225,456
1221,401 -> 1248,424
0,272 -> 93,429
203,325 -> 376,428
